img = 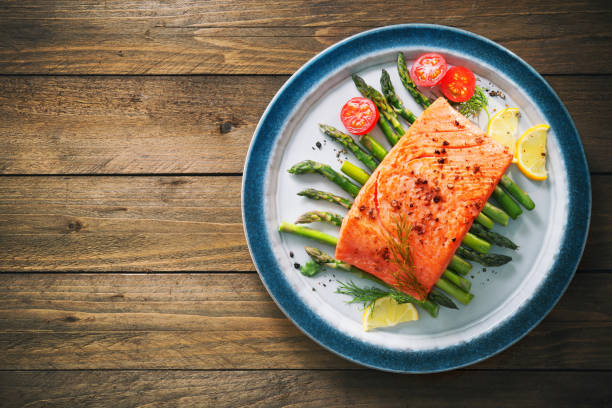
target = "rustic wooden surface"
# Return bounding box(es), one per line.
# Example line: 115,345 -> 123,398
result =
0,1 -> 610,406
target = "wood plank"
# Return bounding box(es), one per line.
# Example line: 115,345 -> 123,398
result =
547,75 -> 612,174
0,76 -> 285,174
0,175 -> 609,271
0,370 -> 609,408
0,273 -> 609,370
0,176 -> 252,271
0,75 -> 610,174
0,1 -> 610,74
579,174 -> 611,271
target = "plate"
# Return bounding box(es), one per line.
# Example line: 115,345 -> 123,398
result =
241,24 -> 590,372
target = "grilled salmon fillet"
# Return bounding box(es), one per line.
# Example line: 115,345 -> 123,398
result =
335,97 -> 513,300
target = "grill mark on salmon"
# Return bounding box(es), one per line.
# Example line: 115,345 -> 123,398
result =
430,143 -> 488,150
335,97 -> 513,300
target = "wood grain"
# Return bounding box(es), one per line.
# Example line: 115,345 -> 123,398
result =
0,1 -> 611,74
580,173 -> 611,270
0,272 -> 609,370
0,76 -> 285,174
0,370 -> 609,408
0,1 -> 608,405
0,176 -> 252,271
0,175 -> 608,271
0,75 -> 609,174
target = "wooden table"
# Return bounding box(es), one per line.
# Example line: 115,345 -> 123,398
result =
0,1 -> 610,406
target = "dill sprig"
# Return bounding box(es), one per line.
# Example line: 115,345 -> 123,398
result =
336,280 -> 427,314
456,85 -> 488,118
336,280 -> 390,311
385,214 -> 426,298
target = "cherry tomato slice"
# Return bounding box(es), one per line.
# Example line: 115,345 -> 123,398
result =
410,53 -> 448,87
340,97 -> 379,135
440,66 -> 476,103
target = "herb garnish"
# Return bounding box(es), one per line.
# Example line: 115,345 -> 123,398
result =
300,260 -> 322,277
385,214 -> 427,298
336,280 -> 426,314
336,281 -> 389,311
456,85 -> 488,118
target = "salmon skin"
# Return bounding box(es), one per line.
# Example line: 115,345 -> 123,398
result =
335,97 -> 513,300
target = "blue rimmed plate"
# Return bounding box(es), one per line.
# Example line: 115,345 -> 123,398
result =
241,24 -> 590,372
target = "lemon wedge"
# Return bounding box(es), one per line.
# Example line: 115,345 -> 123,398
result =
516,124 -> 549,180
487,108 -> 520,159
362,296 -> 418,331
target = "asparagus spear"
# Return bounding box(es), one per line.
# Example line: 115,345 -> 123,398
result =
470,223 -> 518,250
492,186 -> 523,219
360,135 -> 388,158
397,53 -> 432,108
297,188 -> 352,209
352,74 -> 405,138
305,246 -> 381,283
443,269 -> 472,292
476,212 -> 495,230
435,277 -> 474,305
428,287 -> 458,310
380,69 -> 417,123
279,222 -> 338,246
319,124 -> 378,171
463,232 -> 491,254
500,175 -> 535,210
305,247 -> 443,315
296,211 -> 344,227
378,113 -> 400,146
448,255 -> 472,275
359,134 -> 388,161
456,246 -> 512,267
482,201 -> 510,226
341,161 -> 369,185
288,160 -> 361,197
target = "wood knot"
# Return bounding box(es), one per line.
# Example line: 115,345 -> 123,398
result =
220,121 -> 232,134
63,316 -> 79,323
68,220 -> 83,232
160,179 -> 188,186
